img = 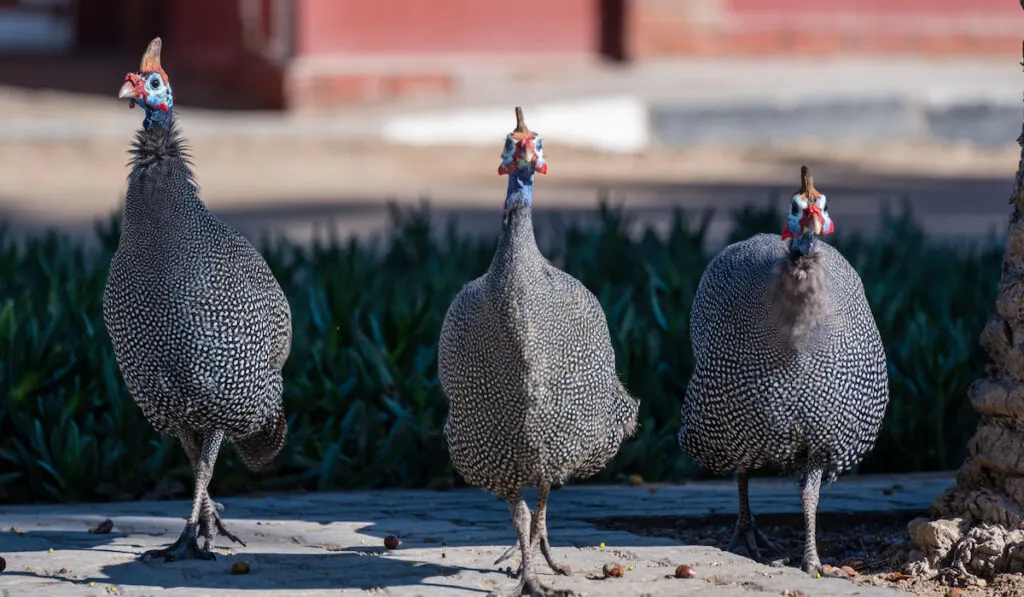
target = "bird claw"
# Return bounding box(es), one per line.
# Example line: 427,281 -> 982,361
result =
141,533 -> 216,562
514,575 -> 549,597
198,499 -> 245,550
539,539 -> 570,576
495,541 -> 520,566
199,512 -> 246,550
727,515 -> 784,562
802,556 -> 823,576
495,540 -> 570,577
547,562 -> 572,576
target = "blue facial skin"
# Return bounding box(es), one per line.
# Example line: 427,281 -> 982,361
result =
501,135 -> 546,211
786,194 -> 833,255
129,72 -> 174,129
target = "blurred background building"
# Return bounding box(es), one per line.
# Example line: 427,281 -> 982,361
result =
0,0 -> 1020,246
0,0 -> 1017,110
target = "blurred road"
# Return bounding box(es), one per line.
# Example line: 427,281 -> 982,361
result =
1,55 -> 1020,248
1,132 -> 1017,248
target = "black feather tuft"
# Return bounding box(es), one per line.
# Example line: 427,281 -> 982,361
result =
127,120 -> 197,186
770,251 -> 830,345
233,410 -> 288,472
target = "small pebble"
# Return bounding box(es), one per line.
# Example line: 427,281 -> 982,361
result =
230,561 -> 251,575
384,535 -> 400,550
603,562 -> 624,578
840,565 -> 857,577
945,590 -> 966,597
89,519 -> 114,534
674,564 -> 695,578
627,474 -> 644,486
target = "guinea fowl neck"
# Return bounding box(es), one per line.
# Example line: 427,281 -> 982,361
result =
123,123 -> 205,236
491,173 -> 541,274
143,105 -> 173,131
771,251 -> 830,348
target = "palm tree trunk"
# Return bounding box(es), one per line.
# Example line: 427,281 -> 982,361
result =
906,40 -> 1024,584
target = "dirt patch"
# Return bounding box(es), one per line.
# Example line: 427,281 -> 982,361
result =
598,511 -> 1024,597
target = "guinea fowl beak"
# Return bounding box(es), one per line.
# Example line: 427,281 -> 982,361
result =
118,74 -> 144,103
118,81 -> 138,100
802,203 -> 825,236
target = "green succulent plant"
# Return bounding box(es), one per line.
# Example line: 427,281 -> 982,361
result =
0,199 -> 1000,503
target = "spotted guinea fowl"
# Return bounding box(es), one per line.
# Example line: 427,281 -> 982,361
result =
437,107 -> 639,596
678,166 -> 888,575
103,37 -> 292,562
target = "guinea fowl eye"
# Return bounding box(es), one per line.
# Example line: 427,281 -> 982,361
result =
151,77 -> 161,89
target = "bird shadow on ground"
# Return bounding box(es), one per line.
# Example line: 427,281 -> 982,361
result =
0,551 -> 475,592
0,529 -> 122,554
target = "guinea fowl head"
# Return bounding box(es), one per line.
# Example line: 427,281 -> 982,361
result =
781,165 -> 834,255
118,37 -> 174,128
498,106 -> 547,179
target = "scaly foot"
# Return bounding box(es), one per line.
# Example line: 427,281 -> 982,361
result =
142,531 -> 217,562
495,541 -> 519,566
802,554 -> 823,576
491,575 -> 547,597
198,500 -> 246,551
495,540 -> 571,577
539,537 -> 571,576
727,514 -> 785,561
198,510 -> 246,550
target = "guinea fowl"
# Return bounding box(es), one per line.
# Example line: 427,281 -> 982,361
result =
437,107 -> 639,596
103,38 -> 293,561
678,166 -> 889,575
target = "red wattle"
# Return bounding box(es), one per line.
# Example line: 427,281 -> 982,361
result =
535,163 -> 547,174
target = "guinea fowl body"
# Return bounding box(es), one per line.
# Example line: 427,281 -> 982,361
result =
680,233 -> 888,482
438,112 -> 638,595
439,201 -> 638,496
105,37 -> 291,563
104,123 -> 292,470
679,194 -> 888,575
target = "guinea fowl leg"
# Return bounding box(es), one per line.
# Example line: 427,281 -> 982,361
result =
180,431 -> 245,550
493,485 -> 571,578
534,484 -> 571,576
800,468 -> 824,575
142,430 -> 224,562
494,493 -> 548,597
727,471 -> 784,561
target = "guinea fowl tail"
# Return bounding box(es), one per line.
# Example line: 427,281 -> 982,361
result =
234,409 -> 288,472
613,385 -> 640,439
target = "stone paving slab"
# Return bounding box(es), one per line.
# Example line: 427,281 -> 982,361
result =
0,473 -> 951,596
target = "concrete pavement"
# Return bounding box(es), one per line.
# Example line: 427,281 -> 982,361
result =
0,473 -> 952,596
1,57 -> 1019,150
